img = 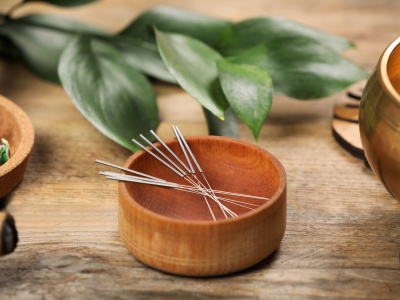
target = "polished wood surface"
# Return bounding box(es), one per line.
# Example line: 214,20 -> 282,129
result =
0,0 -> 399,298
119,136 -> 286,276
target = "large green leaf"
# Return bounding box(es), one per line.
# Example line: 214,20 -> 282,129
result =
203,107 -> 238,138
26,0 -> 98,7
155,29 -> 229,118
217,59 -> 273,140
12,14 -> 108,34
226,37 -> 368,99
119,6 -> 232,47
105,35 -> 175,83
0,14 -> 108,82
217,17 -> 355,56
116,6 -> 232,83
58,35 -> 158,152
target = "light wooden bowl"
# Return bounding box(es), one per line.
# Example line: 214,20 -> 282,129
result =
118,136 -> 286,277
0,96 -> 34,199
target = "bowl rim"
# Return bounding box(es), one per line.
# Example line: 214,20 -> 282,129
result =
0,95 -> 35,177
119,135 -> 287,226
379,36 -> 400,105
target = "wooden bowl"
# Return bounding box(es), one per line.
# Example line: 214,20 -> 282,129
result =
359,37 -> 400,201
0,95 -> 34,199
118,136 -> 286,276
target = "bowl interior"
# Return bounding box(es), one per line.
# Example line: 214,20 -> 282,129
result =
387,39 -> 400,96
124,136 -> 285,222
0,104 -> 22,160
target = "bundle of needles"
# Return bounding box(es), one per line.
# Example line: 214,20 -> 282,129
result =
97,126 -> 270,221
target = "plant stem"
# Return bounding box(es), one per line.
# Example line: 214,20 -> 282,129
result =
0,14 -> 6,25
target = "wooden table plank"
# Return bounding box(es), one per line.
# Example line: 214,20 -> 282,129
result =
0,0 -> 399,298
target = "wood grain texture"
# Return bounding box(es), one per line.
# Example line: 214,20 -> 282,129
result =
0,0 -> 399,298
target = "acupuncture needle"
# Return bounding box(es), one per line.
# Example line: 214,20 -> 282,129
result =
139,134 -> 202,190
147,130 -> 209,195
97,159 -> 270,201
101,170 -> 263,209
171,126 -> 217,220
102,173 -> 258,210
171,126 -> 228,219
172,126 -> 195,174
104,168 -> 233,219
150,130 -> 192,174
172,126 -> 232,218
95,159 -> 166,182
132,136 -> 230,219
101,172 -> 178,188
100,171 -> 166,185
132,138 -> 185,178
139,134 -> 187,176
99,129 -> 270,220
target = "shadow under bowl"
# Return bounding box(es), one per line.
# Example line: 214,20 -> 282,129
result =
0,95 -> 34,199
118,136 -> 286,277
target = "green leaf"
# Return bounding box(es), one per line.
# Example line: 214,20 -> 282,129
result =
116,6 -> 232,83
105,35 -> 175,83
155,29 -> 229,118
0,14 -> 109,82
217,17 -> 355,56
217,59 -> 273,140
119,6 -> 232,47
13,14 -> 108,35
26,0 -> 98,7
58,35 -> 158,152
226,37 -> 368,99
203,107 -> 238,138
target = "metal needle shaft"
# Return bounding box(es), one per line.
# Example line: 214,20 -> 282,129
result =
132,138 -> 185,178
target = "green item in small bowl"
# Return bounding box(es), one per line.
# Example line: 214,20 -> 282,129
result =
0,138 -> 10,166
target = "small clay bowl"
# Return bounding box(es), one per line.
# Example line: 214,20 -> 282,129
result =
0,95 -> 34,199
118,136 -> 286,277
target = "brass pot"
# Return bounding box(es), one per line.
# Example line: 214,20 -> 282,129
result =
359,37 -> 400,201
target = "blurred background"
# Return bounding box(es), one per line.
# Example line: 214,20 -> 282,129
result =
0,1 -> 399,298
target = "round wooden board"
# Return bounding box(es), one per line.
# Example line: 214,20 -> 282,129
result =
331,80 -> 366,160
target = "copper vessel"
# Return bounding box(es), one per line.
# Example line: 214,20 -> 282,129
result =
359,37 -> 400,201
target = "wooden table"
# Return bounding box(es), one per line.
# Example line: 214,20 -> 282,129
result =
1,0 -> 399,298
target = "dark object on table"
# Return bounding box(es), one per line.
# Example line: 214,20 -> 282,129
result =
332,80 -> 367,161
0,211 -> 18,256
